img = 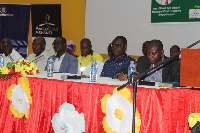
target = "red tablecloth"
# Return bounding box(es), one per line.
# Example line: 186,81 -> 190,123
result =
0,75 -> 199,133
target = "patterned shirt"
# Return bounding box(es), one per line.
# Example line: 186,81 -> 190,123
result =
100,54 -> 135,78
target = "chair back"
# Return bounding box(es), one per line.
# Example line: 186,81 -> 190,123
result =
82,61 -> 104,76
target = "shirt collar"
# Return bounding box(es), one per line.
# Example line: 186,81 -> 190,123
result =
151,55 -> 165,67
56,53 -> 65,60
81,49 -> 94,57
34,50 -> 46,57
110,53 -> 128,61
3,49 -> 14,57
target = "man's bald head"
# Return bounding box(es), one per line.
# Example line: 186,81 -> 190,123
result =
32,36 -> 46,56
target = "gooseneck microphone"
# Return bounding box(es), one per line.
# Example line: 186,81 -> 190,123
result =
117,40 -> 200,91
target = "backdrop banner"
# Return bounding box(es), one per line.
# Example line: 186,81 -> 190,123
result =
31,4 -> 62,37
151,0 -> 200,23
0,4 -> 30,58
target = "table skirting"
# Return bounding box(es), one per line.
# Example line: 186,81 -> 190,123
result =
0,75 -> 200,133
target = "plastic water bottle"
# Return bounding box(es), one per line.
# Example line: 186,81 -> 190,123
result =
90,59 -> 98,82
128,61 -> 135,84
47,57 -> 54,77
0,54 -> 4,68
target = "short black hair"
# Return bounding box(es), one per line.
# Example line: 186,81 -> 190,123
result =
80,38 -> 91,46
170,45 -> 180,52
34,36 -> 46,45
1,38 -> 12,46
142,41 -> 151,56
114,36 -> 127,45
56,37 -> 66,44
143,41 -> 151,48
150,39 -> 163,50
108,43 -> 112,51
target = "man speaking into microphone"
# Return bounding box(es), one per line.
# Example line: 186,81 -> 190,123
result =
117,39 -> 180,83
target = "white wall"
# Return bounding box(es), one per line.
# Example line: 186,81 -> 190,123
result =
85,0 -> 200,57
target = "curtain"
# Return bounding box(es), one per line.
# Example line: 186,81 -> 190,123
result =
0,4 -> 30,58
0,75 -> 200,133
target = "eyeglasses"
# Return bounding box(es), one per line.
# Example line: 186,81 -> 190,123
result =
110,43 -> 123,48
52,42 -> 64,46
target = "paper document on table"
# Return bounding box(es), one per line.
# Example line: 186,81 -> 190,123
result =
158,82 -> 180,88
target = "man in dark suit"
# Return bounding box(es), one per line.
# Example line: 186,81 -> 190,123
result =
118,39 -> 180,82
45,37 -> 78,74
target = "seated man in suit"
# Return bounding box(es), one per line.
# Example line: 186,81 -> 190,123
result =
100,36 -> 135,78
45,37 -> 78,74
170,45 -> 180,61
27,36 -> 51,71
118,39 -> 180,82
78,38 -> 103,67
0,38 -> 23,66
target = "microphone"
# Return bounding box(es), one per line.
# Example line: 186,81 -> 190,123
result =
118,40 -> 200,91
130,72 -> 140,80
117,71 -> 140,91
117,82 -> 129,91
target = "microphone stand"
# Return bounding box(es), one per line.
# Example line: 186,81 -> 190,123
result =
117,40 -> 200,133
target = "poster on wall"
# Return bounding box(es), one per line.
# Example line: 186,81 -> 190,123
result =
151,0 -> 200,23
31,4 -> 62,37
0,4 -> 30,58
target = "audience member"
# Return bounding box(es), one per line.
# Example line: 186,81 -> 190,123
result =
142,41 -> 150,56
27,36 -> 51,71
66,40 -> 78,58
170,45 -> 180,61
136,41 -> 151,74
117,39 -> 180,82
0,38 -> 23,66
103,43 -> 113,63
78,38 -> 103,67
45,37 -> 78,74
100,36 -> 135,78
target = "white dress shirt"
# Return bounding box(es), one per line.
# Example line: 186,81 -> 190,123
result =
2,49 -> 24,66
27,50 -> 51,71
54,53 -> 65,72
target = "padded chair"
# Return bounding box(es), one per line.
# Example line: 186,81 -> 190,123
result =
81,61 -> 104,76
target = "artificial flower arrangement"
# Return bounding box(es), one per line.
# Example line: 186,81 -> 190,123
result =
101,87 -> 141,133
51,102 -> 85,133
0,59 -> 39,75
188,113 -> 200,132
7,76 -> 32,119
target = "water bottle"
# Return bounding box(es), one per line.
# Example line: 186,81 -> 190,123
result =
128,61 -> 135,84
90,59 -> 98,82
0,54 -> 4,68
47,57 -> 54,77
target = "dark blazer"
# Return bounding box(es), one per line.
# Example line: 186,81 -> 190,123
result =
137,55 -> 180,82
136,56 -> 151,74
45,53 -> 78,74
114,55 -> 180,82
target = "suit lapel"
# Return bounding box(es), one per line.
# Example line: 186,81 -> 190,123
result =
59,53 -> 67,72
